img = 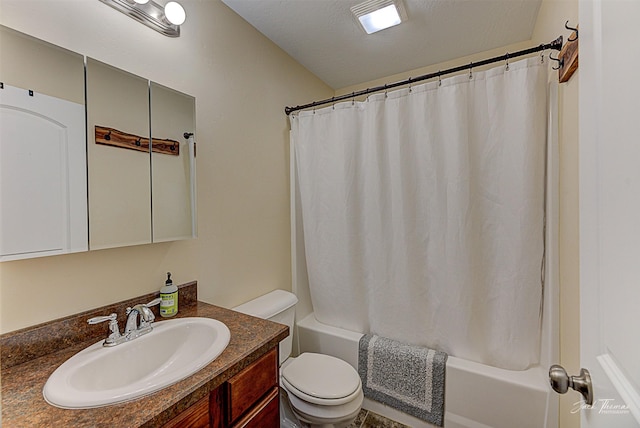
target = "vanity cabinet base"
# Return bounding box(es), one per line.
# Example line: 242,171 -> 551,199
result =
164,347 -> 279,428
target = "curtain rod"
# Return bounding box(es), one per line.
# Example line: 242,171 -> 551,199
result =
285,36 -> 563,116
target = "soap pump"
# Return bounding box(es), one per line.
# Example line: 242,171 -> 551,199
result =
160,272 -> 178,317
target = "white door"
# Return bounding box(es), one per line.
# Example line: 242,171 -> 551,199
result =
0,84 -> 87,261
578,0 -> 640,426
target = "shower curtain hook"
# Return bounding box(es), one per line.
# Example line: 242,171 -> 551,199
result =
540,52 -> 545,63
438,71 -> 442,87
469,63 -> 473,80
384,84 -> 388,98
351,92 -> 355,106
408,77 -> 412,93
505,53 -> 510,71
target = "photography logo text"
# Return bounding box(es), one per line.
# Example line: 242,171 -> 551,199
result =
571,398 -> 630,415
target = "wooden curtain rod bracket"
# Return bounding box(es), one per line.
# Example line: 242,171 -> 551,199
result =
95,125 -> 179,156
559,24 -> 578,83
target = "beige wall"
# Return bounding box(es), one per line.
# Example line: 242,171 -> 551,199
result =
533,3 -> 579,428
0,0 -> 333,333
0,25 -> 85,104
336,1 -> 580,427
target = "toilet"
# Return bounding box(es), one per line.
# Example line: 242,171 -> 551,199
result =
233,290 -> 363,428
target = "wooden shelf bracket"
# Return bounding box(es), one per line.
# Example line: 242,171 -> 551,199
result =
558,21 -> 579,83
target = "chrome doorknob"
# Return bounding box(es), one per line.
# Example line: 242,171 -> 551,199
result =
549,364 -> 593,405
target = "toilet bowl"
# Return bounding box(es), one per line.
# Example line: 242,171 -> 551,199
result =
281,353 -> 364,427
233,290 -> 363,428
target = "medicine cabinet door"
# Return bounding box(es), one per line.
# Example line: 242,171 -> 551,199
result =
86,58 -> 151,250
150,82 -> 196,242
0,25 -> 87,262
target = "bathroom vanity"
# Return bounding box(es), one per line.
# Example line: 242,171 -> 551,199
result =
163,348 -> 279,427
0,282 -> 287,427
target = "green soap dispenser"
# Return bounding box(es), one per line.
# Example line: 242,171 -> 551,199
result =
160,272 -> 178,317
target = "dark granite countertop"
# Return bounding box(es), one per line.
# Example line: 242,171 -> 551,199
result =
1,283 -> 288,427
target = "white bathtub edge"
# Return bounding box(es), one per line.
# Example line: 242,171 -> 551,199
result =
297,312 -> 555,428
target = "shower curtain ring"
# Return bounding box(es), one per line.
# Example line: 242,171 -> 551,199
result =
438,71 -> 442,87
505,53 -> 510,71
469,63 -> 473,79
408,77 -> 412,92
351,92 -> 355,105
540,52 -> 545,63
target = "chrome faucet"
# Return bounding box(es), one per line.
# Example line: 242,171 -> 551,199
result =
88,298 -> 162,347
124,298 -> 161,339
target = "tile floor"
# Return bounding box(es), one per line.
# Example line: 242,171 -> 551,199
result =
347,409 -> 410,428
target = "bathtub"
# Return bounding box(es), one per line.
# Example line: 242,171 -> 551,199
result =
296,313 -> 555,428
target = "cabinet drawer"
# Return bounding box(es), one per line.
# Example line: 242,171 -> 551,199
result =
232,386 -> 279,428
227,348 -> 278,423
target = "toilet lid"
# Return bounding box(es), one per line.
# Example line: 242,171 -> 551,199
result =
282,353 -> 361,400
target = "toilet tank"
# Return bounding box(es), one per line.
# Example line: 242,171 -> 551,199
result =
232,290 -> 298,364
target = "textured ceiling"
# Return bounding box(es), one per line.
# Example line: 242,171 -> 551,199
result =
221,0 -> 543,89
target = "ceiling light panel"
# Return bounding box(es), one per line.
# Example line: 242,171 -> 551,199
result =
351,0 -> 407,34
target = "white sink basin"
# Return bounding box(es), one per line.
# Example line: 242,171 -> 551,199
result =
43,317 -> 230,409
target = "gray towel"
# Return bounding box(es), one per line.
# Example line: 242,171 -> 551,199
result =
358,334 -> 447,426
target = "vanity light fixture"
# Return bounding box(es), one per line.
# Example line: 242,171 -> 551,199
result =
351,0 -> 407,35
98,0 -> 186,37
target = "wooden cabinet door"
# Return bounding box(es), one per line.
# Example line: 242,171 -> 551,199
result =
227,348 -> 278,424
162,396 -> 210,428
231,387 -> 279,428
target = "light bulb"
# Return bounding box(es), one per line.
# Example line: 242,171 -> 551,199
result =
133,0 -> 149,4
164,1 -> 186,26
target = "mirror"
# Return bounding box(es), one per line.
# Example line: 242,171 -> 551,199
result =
150,82 -> 196,242
0,26 -> 197,261
0,25 -> 87,261
86,58 -> 152,250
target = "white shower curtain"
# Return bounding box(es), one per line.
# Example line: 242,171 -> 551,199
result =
292,57 -> 549,370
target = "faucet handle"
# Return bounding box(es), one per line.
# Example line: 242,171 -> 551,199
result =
145,297 -> 162,307
126,298 -> 161,315
88,313 -> 122,346
88,313 -> 118,324
139,298 -> 161,326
